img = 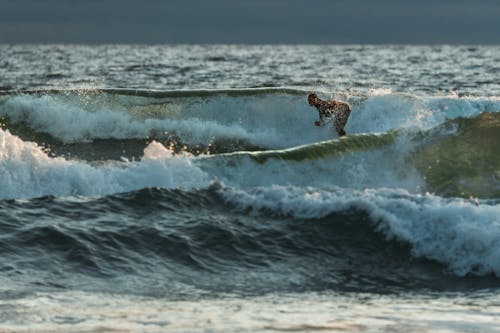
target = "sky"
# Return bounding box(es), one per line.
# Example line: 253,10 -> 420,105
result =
0,0 -> 499,44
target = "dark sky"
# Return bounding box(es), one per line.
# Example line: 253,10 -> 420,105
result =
1,0 -> 499,44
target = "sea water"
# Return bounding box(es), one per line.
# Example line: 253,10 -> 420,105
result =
0,45 -> 499,332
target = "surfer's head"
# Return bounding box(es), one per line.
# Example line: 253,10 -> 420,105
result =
308,93 -> 319,106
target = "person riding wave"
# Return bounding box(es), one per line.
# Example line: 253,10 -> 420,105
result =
308,93 -> 351,137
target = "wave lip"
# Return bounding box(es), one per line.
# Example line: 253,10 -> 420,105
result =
219,131 -> 397,163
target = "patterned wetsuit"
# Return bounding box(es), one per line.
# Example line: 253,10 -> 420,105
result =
314,99 -> 351,136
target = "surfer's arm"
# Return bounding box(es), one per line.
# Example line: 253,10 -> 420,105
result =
314,113 -> 330,126
314,119 -> 327,126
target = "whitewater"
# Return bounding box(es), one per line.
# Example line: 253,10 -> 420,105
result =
0,45 -> 499,333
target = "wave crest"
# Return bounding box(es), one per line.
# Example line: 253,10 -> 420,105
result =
219,185 -> 500,277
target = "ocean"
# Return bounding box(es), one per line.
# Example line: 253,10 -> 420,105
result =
0,44 -> 499,332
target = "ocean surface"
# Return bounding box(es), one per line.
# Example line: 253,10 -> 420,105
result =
0,45 -> 499,332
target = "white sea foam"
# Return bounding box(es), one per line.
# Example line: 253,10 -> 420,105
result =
348,94 -> 500,134
0,95 -> 265,145
219,185 -> 500,277
2,290 -> 499,333
0,129 -> 210,199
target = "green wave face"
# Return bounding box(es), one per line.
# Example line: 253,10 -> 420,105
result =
413,112 -> 500,199
243,132 -> 397,163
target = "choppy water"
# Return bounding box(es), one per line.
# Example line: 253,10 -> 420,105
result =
0,45 -> 500,332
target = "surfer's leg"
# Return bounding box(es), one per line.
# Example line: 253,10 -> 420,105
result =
335,122 -> 346,136
335,107 -> 350,136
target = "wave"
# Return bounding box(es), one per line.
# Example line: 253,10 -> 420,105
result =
1,185 -> 499,291
1,88 -> 499,150
1,111 -> 499,200
0,88 -> 315,149
0,123 -> 417,201
218,185 -> 500,278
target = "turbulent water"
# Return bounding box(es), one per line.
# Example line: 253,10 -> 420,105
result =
0,45 -> 499,332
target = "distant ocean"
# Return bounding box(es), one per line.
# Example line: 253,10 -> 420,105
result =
0,45 -> 499,332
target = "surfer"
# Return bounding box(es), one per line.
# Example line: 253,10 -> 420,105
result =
308,93 -> 351,136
